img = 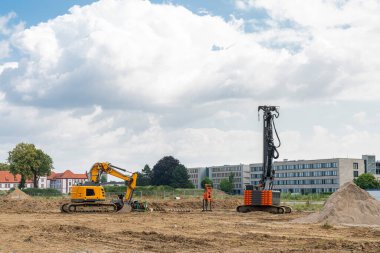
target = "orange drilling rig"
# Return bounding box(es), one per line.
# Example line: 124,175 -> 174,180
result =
237,106 -> 291,214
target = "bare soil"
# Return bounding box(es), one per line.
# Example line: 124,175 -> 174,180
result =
0,197 -> 379,253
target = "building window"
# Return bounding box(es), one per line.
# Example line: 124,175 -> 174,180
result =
353,163 -> 358,170
353,171 -> 359,178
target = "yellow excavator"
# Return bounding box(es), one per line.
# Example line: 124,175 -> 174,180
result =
61,162 -> 147,213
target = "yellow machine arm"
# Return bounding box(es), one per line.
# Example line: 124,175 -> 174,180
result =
89,162 -> 138,204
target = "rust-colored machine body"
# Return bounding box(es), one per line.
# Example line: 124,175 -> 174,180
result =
237,106 -> 291,214
202,184 -> 212,211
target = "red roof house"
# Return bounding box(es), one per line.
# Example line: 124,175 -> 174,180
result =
0,171 -> 34,189
48,170 -> 87,194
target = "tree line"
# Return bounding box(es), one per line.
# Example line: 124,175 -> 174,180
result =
1,143 -> 195,189
136,156 -> 194,188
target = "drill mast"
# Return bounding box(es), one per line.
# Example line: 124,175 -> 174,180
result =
258,106 -> 280,190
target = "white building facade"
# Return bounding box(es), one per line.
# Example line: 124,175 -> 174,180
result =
188,156 -> 372,194
187,167 -> 207,189
188,164 -> 250,194
250,158 -> 365,193
48,170 -> 87,194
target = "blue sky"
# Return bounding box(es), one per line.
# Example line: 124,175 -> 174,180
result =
0,0 -> 98,26
0,0 -> 379,172
0,0 -> 268,28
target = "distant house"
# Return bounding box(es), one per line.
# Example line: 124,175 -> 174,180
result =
48,170 -> 87,194
0,171 -> 47,190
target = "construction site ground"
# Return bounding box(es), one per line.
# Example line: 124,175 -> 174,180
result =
0,197 -> 379,253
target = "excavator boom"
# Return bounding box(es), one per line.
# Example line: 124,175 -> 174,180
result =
88,162 -> 138,204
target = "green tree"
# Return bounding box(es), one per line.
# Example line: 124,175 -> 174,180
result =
142,164 -> 152,179
220,173 -> 235,194
354,173 -> 380,189
201,177 -> 213,189
8,143 -> 54,188
151,156 -> 193,188
0,163 -> 10,171
220,178 -> 233,193
171,164 -> 194,188
152,156 -> 179,186
19,175 -> 26,189
137,164 -> 152,186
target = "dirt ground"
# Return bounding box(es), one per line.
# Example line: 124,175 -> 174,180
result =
0,198 -> 379,253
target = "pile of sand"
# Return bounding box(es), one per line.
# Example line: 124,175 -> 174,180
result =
5,188 -> 32,200
295,182 -> 380,226
0,198 -> 66,213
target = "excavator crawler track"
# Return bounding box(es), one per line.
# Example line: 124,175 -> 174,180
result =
236,205 -> 292,214
61,202 -> 118,213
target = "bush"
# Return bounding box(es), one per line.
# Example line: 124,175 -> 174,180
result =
220,178 -> 233,194
354,173 -> 380,189
201,177 -> 213,189
22,188 -> 62,196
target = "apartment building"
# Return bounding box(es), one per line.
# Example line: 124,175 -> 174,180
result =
188,164 -> 250,194
250,158 -> 365,193
187,167 -> 207,189
188,154 -> 376,194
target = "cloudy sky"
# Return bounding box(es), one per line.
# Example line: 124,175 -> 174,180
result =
0,0 -> 379,173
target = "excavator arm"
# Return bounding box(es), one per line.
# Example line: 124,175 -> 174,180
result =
89,162 -> 138,205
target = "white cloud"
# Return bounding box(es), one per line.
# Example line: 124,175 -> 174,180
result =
3,0 -> 377,109
5,0 -> 291,108
280,126 -> 380,160
0,0 -> 380,171
0,12 -> 17,35
0,40 -> 11,58
0,61 -> 18,73
234,0 -> 380,101
0,0 -> 377,110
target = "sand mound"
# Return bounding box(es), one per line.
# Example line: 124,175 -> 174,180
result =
294,182 -> 380,226
0,198 -> 67,213
5,188 -> 32,200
